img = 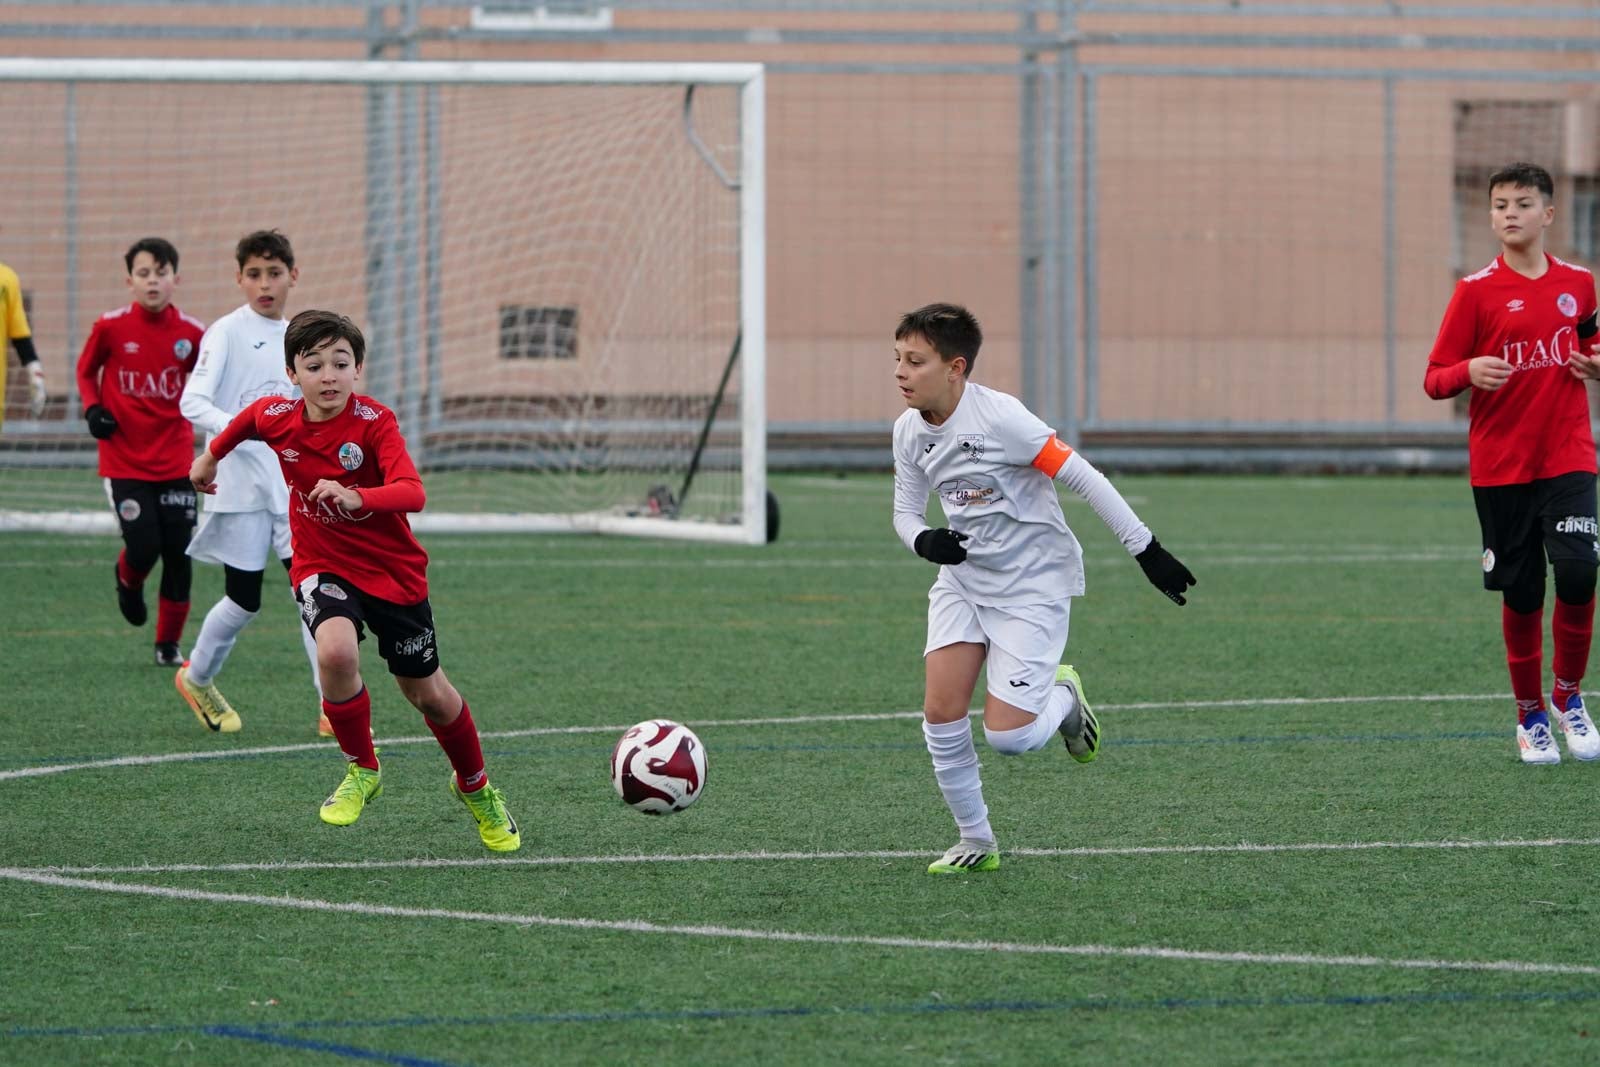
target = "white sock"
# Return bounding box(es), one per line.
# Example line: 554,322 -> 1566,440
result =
186,597 -> 257,686
984,685 -> 1075,755
298,615 -> 323,697
922,717 -> 994,845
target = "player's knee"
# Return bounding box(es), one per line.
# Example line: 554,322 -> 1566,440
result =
121,523 -> 162,571
315,640 -> 360,683
983,722 -> 1035,756
223,566 -> 265,613
1554,558 -> 1598,605
1502,576 -> 1545,615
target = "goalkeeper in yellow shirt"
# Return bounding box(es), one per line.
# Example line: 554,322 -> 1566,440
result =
1,258 -> 48,429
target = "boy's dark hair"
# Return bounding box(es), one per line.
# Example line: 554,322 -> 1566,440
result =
1489,162 -> 1555,202
284,310 -> 365,371
236,229 -> 295,270
124,237 -> 179,274
896,303 -> 983,376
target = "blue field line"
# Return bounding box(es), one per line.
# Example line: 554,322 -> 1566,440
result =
10,986 -> 1600,1045
202,1024 -> 462,1066
0,730 -> 1514,773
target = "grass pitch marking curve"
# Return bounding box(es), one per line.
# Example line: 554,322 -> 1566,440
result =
4,866 -> 1599,979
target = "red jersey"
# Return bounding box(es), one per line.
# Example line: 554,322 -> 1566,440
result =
211,394 -> 430,604
75,303 -> 206,480
1424,254 -> 1599,486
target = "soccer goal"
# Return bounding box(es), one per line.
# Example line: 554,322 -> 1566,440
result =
0,57 -> 769,544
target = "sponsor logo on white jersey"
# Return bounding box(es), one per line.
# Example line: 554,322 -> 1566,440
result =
937,477 -> 1002,507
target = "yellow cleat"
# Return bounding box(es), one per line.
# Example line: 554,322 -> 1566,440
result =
175,663 -> 241,733
450,775 -> 521,852
319,763 -> 382,826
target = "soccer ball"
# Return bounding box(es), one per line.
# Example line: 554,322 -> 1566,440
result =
610,719 -> 707,814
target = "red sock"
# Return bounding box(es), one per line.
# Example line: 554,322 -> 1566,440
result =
117,549 -> 147,589
323,688 -> 378,770
1503,605 -> 1545,723
1552,596 -> 1595,706
155,597 -> 189,645
429,702 -> 487,792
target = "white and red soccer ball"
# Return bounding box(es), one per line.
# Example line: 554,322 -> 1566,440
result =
610,719 -> 707,814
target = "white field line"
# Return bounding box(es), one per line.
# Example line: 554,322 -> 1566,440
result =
0,692 -> 1510,782
26,836 -> 1600,876
2,867 -> 1595,978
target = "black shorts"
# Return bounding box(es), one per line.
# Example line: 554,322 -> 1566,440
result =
1473,471 -> 1600,591
108,477 -> 196,537
294,573 -> 441,679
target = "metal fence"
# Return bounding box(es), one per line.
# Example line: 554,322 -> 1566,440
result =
4,0 -> 1600,469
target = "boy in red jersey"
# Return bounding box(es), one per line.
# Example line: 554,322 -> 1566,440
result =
76,238 -> 206,666
1425,162 -> 1600,765
188,310 -> 520,852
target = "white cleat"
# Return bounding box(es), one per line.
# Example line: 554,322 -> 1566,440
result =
1554,695 -> 1600,762
1518,716 -> 1561,765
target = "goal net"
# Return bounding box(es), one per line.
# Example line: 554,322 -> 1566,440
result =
0,58 -> 768,543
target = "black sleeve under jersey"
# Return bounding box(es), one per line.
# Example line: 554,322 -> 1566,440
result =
1579,311 -> 1598,341
11,335 -> 37,365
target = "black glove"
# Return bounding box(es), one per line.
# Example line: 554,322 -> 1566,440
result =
1136,538 -> 1196,605
914,527 -> 969,565
85,404 -> 118,440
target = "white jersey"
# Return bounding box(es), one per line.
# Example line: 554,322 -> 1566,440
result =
893,383 -> 1084,606
180,304 -> 296,514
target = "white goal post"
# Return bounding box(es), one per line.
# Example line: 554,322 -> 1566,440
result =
0,57 -> 768,544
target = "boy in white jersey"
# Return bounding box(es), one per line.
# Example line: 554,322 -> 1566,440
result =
174,230 -> 322,734
891,303 -> 1195,874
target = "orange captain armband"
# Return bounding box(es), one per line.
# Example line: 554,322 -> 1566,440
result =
1031,435 -> 1074,477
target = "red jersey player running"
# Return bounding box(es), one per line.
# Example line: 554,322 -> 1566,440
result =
189,310 -> 519,851
1425,161 -> 1600,765
76,237 -> 206,665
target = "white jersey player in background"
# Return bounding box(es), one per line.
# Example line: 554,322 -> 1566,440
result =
173,230 -> 323,735
891,303 -> 1196,875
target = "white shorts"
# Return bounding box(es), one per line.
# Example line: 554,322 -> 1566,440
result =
925,583 -> 1071,714
186,509 -> 292,570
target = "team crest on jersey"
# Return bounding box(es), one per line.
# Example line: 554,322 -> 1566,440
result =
957,434 -> 986,459
173,338 -> 193,361
1559,293 -> 1579,317
117,498 -> 141,522
338,442 -> 365,471
318,582 -> 349,601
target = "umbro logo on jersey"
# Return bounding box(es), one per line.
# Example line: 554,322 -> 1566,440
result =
253,341 -> 268,349
923,443 -> 936,454
280,448 -> 300,462
1506,299 -> 1525,313
123,341 -> 140,353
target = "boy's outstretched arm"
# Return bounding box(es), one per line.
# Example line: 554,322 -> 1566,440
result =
1034,436 -> 1197,605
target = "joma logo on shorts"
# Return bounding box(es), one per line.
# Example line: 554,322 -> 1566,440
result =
1557,516 -> 1598,536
